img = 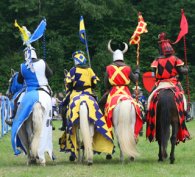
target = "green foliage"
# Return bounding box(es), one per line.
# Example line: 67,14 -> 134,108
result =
0,0 -> 195,99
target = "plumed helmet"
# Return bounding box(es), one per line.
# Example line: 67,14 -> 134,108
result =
158,32 -> 175,56
107,39 -> 128,61
72,50 -> 87,66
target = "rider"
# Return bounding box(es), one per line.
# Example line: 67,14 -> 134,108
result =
59,50 -> 98,132
59,50 -> 114,161
11,44 -> 53,156
99,39 -> 140,111
147,32 -> 191,122
99,39 -> 143,159
5,46 -> 53,126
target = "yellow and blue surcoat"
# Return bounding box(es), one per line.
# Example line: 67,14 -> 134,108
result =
60,66 -> 114,157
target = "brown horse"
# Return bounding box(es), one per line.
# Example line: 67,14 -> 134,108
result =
156,89 -> 179,164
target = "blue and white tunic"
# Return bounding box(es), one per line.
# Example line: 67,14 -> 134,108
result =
11,59 -> 53,160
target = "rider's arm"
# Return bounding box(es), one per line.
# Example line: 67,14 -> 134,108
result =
17,71 -> 24,84
130,67 -> 140,84
104,72 -> 112,90
176,65 -> 188,75
45,62 -> 53,78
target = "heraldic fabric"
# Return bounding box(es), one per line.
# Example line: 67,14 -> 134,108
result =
59,66 -> 114,157
62,66 -> 99,111
104,64 -> 143,138
59,94 -> 114,157
11,90 -> 53,160
146,86 -> 190,143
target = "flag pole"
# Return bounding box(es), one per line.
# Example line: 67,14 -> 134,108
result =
135,42 -> 140,102
84,34 -> 91,67
183,34 -> 191,111
135,12 -> 142,102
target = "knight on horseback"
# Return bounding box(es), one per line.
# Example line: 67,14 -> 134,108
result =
99,39 -> 143,160
146,32 -> 191,141
10,20 -> 54,165
59,50 -> 114,165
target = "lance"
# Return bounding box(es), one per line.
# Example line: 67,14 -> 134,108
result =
129,12 -> 148,101
173,9 -> 191,111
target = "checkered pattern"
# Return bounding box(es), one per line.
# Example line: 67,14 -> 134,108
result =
146,85 -> 190,143
151,56 -> 184,79
59,94 -> 114,157
130,14 -> 148,45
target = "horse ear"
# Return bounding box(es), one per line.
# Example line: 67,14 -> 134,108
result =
64,69 -> 68,77
11,69 -> 15,76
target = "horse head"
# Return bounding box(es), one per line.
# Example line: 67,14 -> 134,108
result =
6,69 -> 24,98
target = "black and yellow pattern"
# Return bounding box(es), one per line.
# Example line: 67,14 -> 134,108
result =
60,94 -> 114,157
60,66 -> 114,157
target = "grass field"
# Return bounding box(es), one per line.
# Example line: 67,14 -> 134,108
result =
0,120 -> 195,177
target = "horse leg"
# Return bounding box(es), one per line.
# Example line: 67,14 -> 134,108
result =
119,143 -> 124,162
79,102 -> 93,166
170,121 -> 178,164
157,140 -> 163,162
18,124 -> 31,165
76,126 -> 82,163
88,123 -> 94,165
25,116 -> 36,164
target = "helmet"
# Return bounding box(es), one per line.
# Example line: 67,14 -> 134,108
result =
24,45 -> 37,61
158,32 -> 175,56
107,39 -> 128,61
72,50 -> 87,66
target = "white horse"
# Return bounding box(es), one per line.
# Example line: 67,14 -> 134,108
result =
7,71 -> 53,166
112,100 -> 139,161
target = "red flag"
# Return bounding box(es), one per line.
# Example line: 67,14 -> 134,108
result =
173,9 -> 188,44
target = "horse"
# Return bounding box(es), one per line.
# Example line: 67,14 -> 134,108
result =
156,89 -> 179,164
112,99 -> 140,162
6,69 -> 53,166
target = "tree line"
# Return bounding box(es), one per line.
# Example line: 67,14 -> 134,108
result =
0,0 -> 195,99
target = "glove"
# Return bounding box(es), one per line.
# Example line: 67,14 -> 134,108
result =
135,66 -> 140,75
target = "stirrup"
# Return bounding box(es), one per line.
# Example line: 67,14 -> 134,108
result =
5,119 -> 13,126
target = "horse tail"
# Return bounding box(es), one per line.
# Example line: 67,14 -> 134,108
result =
31,102 -> 44,158
158,90 -> 171,157
79,102 -> 93,162
115,100 -> 139,158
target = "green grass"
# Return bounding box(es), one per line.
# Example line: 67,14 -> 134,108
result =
0,120 -> 195,177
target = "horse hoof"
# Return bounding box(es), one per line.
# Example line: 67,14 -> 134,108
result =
106,154 -> 112,160
170,160 -> 175,164
158,159 -> 163,162
130,157 -> 134,161
40,163 -> 46,167
69,155 -> 75,162
27,158 -> 36,165
170,158 -> 175,164
88,162 -> 93,166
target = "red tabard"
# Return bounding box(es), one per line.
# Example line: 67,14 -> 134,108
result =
104,64 -> 143,138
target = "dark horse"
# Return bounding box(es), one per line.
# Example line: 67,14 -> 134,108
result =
156,89 -> 179,164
